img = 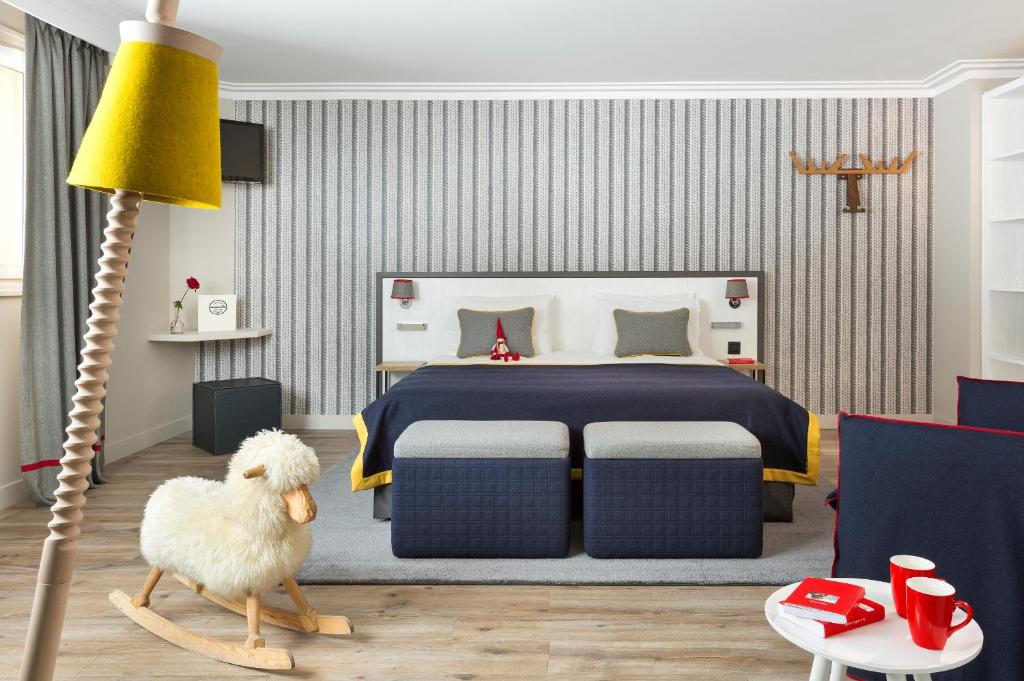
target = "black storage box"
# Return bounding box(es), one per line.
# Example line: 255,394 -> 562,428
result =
192,378 -> 282,455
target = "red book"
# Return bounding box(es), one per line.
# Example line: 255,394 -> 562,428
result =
727,357 -> 757,364
778,578 -> 867,624
780,598 -> 886,638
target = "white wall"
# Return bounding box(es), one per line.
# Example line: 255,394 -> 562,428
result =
0,2 -> 26,507
168,99 -> 236,328
0,295 -> 25,507
167,185 -> 235,326
104,99 -> 240,465
104,203 -> 194,463
931,78 -> 1007,423
1,200 -> 197,510
0,2 -> 22,504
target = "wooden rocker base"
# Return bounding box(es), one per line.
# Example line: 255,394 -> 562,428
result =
110,590 -> 295,670
174,573 -> 354,635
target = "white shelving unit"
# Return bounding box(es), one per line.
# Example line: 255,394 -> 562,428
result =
982,77 -> 1024,380
148,328 -> 272,343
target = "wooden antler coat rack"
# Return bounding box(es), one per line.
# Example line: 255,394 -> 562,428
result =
789,151 -> 917,214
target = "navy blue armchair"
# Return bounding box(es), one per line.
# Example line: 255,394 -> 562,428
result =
832,378 -> 1024,681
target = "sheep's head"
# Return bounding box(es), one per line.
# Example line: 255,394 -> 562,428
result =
227,429 -> 320,524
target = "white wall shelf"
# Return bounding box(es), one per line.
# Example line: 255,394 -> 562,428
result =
991,353 -> 1024,367
990,147 -> 1024,161
148,328 -> 272,343
982,76 -> 1024,382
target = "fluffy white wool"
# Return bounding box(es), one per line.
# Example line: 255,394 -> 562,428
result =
140,430 -> 320,599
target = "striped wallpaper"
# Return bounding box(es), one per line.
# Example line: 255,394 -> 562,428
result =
197,97 -> 933,416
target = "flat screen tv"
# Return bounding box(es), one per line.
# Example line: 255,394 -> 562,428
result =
220,120 -> 264,182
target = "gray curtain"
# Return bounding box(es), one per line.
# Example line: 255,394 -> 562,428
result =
19,17 -> 109,504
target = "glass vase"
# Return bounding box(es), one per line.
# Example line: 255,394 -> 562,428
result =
170,308 -> 184,334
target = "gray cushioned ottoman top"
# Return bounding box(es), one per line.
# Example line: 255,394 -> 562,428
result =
583,421 -> 761,460
395,420 -> 569,459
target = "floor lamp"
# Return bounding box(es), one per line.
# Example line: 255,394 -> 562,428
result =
19,2 -> 222,679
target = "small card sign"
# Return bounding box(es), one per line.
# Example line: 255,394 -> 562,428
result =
198,294 -> 238,332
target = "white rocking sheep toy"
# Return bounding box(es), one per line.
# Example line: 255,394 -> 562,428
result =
109,430 -> 352,670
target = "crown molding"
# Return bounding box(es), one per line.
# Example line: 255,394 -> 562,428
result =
925,59 -> 1024,95
0,23 -> 25,51
220,59 -> 1024,101
220,80 -> 929,101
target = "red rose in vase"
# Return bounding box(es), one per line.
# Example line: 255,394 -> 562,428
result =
170,276 -> 201,333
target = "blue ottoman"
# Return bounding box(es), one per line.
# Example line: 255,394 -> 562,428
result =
391,420 -> 570,558
192,378 -> 282,455
583,421 -> 763,558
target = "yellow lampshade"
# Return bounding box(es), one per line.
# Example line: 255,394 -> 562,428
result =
67,21 -> 223,209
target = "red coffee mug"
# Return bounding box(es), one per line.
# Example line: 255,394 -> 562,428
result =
890,555 -> 936,618
906,576 -> 974,650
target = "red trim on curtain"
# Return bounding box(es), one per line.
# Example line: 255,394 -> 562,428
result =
22,436 -> 104,473
21,459 -> 62,472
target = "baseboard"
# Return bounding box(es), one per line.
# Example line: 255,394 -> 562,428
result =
283,414 -> 356,429
0,477 -> 29,510
816,413 -> 934,429
105,414 -> 192,464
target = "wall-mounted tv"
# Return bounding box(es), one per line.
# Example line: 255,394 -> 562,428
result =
220,120 -> 264,183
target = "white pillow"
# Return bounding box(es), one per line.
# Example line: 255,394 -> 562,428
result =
591,292 -> 701,356
444,294 -> 555,355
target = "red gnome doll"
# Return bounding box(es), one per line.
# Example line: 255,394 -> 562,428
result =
489,318 -> 521,362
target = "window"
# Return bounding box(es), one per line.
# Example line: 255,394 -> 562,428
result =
0,27 -> 24,294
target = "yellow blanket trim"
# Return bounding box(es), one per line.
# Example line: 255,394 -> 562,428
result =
763,411 -> 820,485
350,412 -> 392,491
350,411 -> 823,491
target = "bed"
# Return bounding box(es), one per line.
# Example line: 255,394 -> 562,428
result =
355,272 -> 820,522
352,353 -> 820,520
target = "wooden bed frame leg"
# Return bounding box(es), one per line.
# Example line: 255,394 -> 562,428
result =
245,594 -> 265,650
282,577 -> 319,632
132,567 -> 164,608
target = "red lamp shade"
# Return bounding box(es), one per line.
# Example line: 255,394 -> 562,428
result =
725,278 -> 749,309
391,279 -> 415,308
391,279 -> 414,300
725,278 -> 749,299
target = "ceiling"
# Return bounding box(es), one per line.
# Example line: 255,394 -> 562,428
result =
8,0 -> 1024,85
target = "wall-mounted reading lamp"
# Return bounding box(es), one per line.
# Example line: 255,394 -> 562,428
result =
391,278 -> 415,309
725,278 -> 749,309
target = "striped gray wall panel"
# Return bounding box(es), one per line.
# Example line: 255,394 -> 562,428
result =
197,98 -> 933,416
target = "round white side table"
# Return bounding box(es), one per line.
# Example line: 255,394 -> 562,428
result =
765,578 -> 983,681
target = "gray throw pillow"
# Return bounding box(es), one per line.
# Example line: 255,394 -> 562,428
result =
457,307 -> 536,358
613,308 -> 692,357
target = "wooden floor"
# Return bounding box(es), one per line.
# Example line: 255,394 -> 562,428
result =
0,429 -> 838,681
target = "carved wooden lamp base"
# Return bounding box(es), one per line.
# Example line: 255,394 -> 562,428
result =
20,190 -> 141,681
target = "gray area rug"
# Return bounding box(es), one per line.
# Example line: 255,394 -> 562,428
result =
297,449 -> 835,585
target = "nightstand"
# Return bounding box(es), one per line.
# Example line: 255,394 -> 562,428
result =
766,578 -> 982,681
374,361 -> 425,397
725,361 -> 767,383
